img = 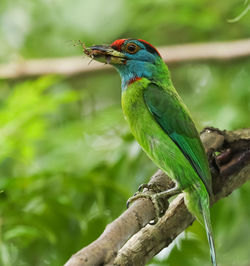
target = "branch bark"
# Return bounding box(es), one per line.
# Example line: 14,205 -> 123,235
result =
1,39 -> 250,79
64,127 -> 250,266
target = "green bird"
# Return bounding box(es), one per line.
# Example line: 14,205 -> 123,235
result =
84,39 -> 217,266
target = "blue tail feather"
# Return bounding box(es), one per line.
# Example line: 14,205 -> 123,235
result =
202,201 -> 217,266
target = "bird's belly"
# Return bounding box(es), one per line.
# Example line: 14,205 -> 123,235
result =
122,89 -> 196,187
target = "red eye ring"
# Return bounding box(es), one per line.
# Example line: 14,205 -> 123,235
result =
125,43 -> 140,54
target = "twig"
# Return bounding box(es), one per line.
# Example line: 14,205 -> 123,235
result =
1,39 -> 250,79
65,128 -> 250,266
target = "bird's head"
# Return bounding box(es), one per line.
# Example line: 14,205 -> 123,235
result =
85,39 -> 168,90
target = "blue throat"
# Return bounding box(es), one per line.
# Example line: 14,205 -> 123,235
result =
114,59 -> 168,92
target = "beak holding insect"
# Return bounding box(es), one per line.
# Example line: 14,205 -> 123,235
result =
83,44 -> 127,65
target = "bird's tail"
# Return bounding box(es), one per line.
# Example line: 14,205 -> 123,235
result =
201,198 -> 217,266
184,187 -> 217,266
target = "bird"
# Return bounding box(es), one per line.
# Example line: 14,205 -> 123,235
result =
84,38 -> 217,266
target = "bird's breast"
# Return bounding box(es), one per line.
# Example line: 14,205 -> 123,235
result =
121,80 -> 170,157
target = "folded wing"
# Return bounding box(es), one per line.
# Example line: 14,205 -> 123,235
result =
143,83 -> 212,195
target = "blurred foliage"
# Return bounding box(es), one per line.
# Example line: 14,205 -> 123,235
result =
0,0 -> 250,62
0,0 -> 250,266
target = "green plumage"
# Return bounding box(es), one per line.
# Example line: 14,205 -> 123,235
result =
86,39 -> 217,265
122,74 -> 216,266
143,83 -> 212,195
122,78 -> 211,197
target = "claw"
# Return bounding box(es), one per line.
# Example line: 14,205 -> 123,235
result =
126,198 -> 131,209
138,183 -> 149,192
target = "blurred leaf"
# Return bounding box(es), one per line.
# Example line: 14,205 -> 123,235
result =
0,1 -> 250,265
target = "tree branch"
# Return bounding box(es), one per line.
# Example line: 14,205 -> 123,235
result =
64,127 -> 250,266
1,39 -> 250,79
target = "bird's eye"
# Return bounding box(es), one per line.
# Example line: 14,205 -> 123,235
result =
125,43 -> 140,54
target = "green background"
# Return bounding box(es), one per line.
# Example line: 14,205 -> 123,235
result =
0,0 -> 250,265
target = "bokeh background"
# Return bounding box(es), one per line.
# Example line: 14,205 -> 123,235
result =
0,0 -> 250,265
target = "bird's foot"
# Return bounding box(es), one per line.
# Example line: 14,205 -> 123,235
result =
127,185 -> 181,224
127,192 -> 166,224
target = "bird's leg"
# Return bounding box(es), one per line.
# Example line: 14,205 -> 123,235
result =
127,184 -> 181,224
153,185 -> 182,199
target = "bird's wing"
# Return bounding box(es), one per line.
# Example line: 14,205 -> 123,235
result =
143,83 -> 212,194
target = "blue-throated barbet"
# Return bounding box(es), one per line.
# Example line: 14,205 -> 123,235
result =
84,39 -> 217,266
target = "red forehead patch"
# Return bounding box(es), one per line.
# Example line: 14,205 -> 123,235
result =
110,38 -> 161,57
110,39 -> 127,51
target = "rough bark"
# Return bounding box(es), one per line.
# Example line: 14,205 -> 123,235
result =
65,127 -> 250,266
1,39 -> 250,79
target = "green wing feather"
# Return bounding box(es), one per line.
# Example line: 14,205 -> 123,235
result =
143,83 -> 212,195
